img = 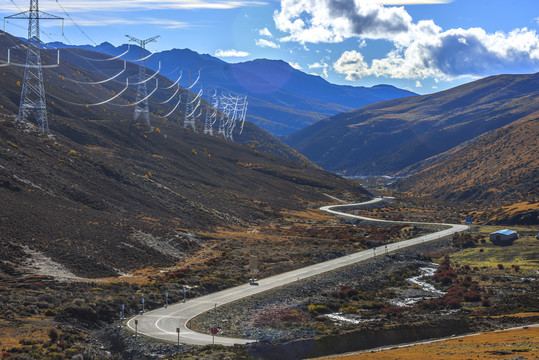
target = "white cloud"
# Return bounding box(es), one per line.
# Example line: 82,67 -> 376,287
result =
1,0 -> 268,12
274,0 -> 413,44
276,0 -> 539,80
255,38 -> 280,48
415,80 -> 422,88
215,49 -> 250,57
333,50 -> 370,80
308,62 -> 324,69
289,61 -> 303,70
68,17 -> 190,29
258,27 -> 273,37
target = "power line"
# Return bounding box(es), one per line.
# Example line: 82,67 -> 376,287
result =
55,0 -> 97,46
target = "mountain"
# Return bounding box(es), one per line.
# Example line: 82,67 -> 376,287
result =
9,36 -> 308,164
286,72 -> 539,176
48,41 -> 417,136
1,33 -> 370,277
395,113 -> 539,222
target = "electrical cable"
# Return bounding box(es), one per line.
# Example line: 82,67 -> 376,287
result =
159,69 -> 182,90
158,83 -> 180,104
157,94 -> 183,118
55,0 -> 97,45
113,79 -> 158,107
47,82 -> 129,106
186,70 -> 201,90
129,65 -> 160,85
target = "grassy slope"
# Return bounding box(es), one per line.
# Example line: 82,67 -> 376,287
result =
286,72 -> 539,176
396,113 -> 539,208
323,326 -> 539,360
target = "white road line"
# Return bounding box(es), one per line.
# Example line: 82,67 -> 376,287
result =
126,197 -> 468,346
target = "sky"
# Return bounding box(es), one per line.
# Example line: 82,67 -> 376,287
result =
1,0 -> 539,94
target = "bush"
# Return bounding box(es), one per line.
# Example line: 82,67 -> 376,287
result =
463,291 -> 481,302
497,264 -> 504,270
47,328 -> 59,343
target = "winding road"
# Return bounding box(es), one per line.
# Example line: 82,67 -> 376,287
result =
126,197 -> 468,346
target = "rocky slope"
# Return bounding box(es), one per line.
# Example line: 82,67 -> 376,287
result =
0,33 -> 370,278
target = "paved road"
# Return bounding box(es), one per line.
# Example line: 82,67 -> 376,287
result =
126,197 -> 468,346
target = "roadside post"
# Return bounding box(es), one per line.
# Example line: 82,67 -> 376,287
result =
176,327 -> 180,346
134,319 -> 138,339
121,304 -> 125,320
165,293 -> 169,308
141,298 -> 145,314
183,287 -> 187,303
210,326 -> 219,344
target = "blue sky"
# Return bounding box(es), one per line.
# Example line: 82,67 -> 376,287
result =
2,0 -> 539,94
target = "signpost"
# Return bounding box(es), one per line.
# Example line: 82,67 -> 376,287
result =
183,287 -> 187,303
141,298 -> 145,314
165,293 -> 169,308
210,326 -> 219,344
465,217 -> 472,225
249,254 -> 258,284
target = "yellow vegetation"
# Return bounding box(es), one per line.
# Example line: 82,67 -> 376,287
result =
319,327 -> 539,360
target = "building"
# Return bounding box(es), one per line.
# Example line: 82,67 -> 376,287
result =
489,229 -> 518,245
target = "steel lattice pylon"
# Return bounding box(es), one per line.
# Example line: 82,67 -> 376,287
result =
5,0 -> 63,133
126,35 -> 159,128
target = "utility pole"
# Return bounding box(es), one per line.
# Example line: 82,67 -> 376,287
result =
184,70 -> 197,131
126,35 -> 159,128
5,0 -> 63,133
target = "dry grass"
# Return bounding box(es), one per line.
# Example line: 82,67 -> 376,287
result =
0,316 -> 53,350
320,326 -> 539,360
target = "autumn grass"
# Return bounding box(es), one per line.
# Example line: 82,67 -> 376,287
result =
0,316 -> 52,351
319,326 -> 539,360
450,235 -> 538,270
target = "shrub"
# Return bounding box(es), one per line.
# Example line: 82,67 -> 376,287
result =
497,264 -> 504,270
307,304 -> 328,315
340,306 -> 359,314
463,291 -> 481,302
47,328 -> 59,343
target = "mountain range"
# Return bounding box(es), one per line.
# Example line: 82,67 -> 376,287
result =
286,72 -> 539,178
47,41 -> 416,136
1,33 -> 369,277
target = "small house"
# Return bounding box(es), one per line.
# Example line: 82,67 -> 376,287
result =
490,229 -> 518,245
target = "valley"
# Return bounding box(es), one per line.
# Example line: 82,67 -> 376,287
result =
0,13 -> 538,360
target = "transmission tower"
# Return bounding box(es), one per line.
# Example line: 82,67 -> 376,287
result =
183,70 -> 199,131
5,0 -> 63,133
126,35 -> 159,128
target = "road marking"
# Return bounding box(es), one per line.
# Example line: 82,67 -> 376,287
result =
127,197 -> 468,346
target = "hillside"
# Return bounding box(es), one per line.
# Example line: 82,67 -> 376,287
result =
1,33 -> 310,164
396,114 -> 539,223
0,34 -> 369,279
50,42 -> 416,136
286,72 -> 539,176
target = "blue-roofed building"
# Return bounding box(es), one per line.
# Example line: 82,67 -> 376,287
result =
490,229 -> 518,245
